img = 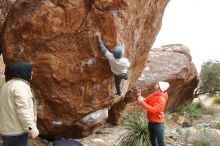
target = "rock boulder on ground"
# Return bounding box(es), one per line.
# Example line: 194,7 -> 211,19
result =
1,0 -> 168,138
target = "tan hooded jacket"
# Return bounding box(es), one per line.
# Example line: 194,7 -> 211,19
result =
0,78 -> 37,136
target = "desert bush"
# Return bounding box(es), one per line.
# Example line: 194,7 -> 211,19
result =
212,121 -> 220,130
195,60 -> 220,97
192,102 -> 202,109
213,96 -> 220,105
119,109 -> 150,146
175,103 -> 203,122
193,139 -> 210,146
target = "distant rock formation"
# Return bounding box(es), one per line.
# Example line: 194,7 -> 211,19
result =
108,44 -> 199,124
137,44 -> 199,110
1,0 -> 168,138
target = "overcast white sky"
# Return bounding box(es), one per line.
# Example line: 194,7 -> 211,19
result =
153,0 -> 220,72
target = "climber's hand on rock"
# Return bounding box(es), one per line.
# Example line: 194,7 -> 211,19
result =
95,32 -> 101,40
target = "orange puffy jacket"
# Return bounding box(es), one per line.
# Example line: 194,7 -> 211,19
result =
140,92 -> 168,123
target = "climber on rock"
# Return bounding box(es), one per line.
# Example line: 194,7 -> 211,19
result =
95,32 -> 130,96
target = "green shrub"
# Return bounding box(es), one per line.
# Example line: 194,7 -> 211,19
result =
213,96 -> 220,105
212,121 -> 220,129
198,60 -> 220,97
193,102 -> 202,109
175,102 -> 203,122
193,139 -> 210,146
119,109 -> 150,146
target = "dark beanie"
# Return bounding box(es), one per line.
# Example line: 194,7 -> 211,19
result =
10,62 -> 32,81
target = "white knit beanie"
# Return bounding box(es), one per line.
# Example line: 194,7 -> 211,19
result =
158,81 -> 169,92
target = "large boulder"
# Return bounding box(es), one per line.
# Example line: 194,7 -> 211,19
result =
107,44 -> 199,124
135,44 -> 199,111
1,0 -> 168,138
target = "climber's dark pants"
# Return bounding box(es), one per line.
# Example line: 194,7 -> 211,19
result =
114,73 -> 128,95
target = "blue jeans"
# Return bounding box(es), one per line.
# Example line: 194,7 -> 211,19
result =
2,133 -> 28,146
148,122 -> 165,146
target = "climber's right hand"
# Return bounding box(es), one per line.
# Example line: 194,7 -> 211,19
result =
95,32 -> 101,40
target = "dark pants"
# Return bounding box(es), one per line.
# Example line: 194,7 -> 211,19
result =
114,73 -> 128,95
148,122 -> 165,146
2,133 -> 28,146
54,139 -> 83,146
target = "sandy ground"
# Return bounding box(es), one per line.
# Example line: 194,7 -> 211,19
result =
0,95 -> 219,146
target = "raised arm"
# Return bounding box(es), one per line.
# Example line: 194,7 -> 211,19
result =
95,32 -> 108,54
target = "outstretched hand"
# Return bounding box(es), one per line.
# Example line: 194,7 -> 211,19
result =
95,31 -> 101,40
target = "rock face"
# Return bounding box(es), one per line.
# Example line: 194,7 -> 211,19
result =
107,44 -> 199,124
1,0 -> 168,138
0,0 -> 16,54
0,0 -> 14,28
0,0 -> 15,80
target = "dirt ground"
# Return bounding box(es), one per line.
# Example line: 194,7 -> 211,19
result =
79,96 -> 220,146
79,124 -> 126,146
0,96 -> 219,146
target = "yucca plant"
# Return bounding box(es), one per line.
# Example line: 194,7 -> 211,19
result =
119,109 -> 150,146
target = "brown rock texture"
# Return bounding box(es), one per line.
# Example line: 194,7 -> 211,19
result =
107,90 -> 138,125
0,0 -> 14,27
107,44 -> 199,124
0,0 -> 16,54
1,0 -> 168,138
